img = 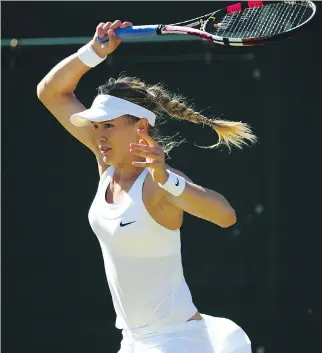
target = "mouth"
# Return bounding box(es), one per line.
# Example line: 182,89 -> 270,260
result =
100,147 -> 112,155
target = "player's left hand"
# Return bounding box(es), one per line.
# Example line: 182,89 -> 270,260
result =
130,129 -> 169,185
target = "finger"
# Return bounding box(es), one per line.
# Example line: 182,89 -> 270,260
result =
110,20 -> 122,30
96,22 -> 106,38
130,143 -> 157,153
132,161 -> 160,168
102,21 -> 112,35
121,21 -> 133,28
130,149 -> 159,159
139,139 -> 148,146
107,28 -> 121,45
137,129 -> 157,147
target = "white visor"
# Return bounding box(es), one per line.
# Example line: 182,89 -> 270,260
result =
70,94 -> 156,127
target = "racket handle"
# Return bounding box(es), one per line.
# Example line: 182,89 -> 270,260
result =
96,25 -> 160,43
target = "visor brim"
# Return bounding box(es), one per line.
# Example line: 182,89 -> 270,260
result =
70,107 -> 126,127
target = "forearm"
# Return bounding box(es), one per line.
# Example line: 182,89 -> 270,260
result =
159,168 -> 236,228
178,182 -> 237,227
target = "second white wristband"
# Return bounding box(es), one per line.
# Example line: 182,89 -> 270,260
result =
158,170 -> 186,197
77,43 -> 107,68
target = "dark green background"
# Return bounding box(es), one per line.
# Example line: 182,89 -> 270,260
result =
2,2 -> 322,353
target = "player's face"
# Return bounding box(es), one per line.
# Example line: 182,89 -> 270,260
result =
92,116 -> 146,166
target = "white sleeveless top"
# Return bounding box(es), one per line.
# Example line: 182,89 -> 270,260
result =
88,165 -> 198,333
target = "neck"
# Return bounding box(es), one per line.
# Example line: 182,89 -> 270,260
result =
113,160 -> 144,184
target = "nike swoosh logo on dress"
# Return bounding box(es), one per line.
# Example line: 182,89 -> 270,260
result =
120,221 -> 136,227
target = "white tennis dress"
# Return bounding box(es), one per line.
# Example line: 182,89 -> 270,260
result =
88,166 -> 252,353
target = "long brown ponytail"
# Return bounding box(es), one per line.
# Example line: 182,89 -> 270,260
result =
98,75 -> 257,152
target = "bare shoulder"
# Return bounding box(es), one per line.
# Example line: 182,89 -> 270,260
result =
143,166 -> 184,230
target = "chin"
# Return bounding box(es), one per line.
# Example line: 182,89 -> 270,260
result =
103,156 -> 112,164
103,155 -> 121,166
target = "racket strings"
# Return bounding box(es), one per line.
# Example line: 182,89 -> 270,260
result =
216,12 -> 240,37
236,7 -> 269,37
208,2 -> 313,38
287,2 -> 312,29
237,8 -> 263,37
262,2 -> 287,36
265,3 -> 299,35
264,2 -> 311,35
256,3 -> 285,37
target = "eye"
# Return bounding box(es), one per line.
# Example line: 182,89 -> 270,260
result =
104,123 -> 114,129
92,124 -> 99,129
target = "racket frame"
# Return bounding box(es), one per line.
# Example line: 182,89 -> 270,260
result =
96,1 -> 316,47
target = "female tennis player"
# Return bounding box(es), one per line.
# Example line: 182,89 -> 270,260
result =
37,20 -> 256,353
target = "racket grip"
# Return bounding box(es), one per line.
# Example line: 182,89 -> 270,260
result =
96,25 -> 160,43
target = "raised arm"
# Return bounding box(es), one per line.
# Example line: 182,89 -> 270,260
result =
36,20 -> 132,154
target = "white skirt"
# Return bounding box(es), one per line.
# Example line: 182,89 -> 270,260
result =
117,314 -> 252,353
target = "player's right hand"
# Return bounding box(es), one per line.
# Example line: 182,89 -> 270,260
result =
90,20 -> 133,58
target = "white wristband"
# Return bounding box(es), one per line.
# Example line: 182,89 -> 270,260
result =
158,170 -> 186,197
77,43 -> 107,68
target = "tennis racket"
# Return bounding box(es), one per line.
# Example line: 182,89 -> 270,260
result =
96,1 -> 316,46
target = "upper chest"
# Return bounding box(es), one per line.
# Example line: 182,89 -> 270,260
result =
89,175 -> 182,257
105,172 -> 160,209
93,169 -> 183,233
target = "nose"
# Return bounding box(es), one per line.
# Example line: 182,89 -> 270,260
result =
98,135 -> 106,143
94,130 -> 107,143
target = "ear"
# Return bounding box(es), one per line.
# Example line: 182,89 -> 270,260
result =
135,118 -> 149,131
